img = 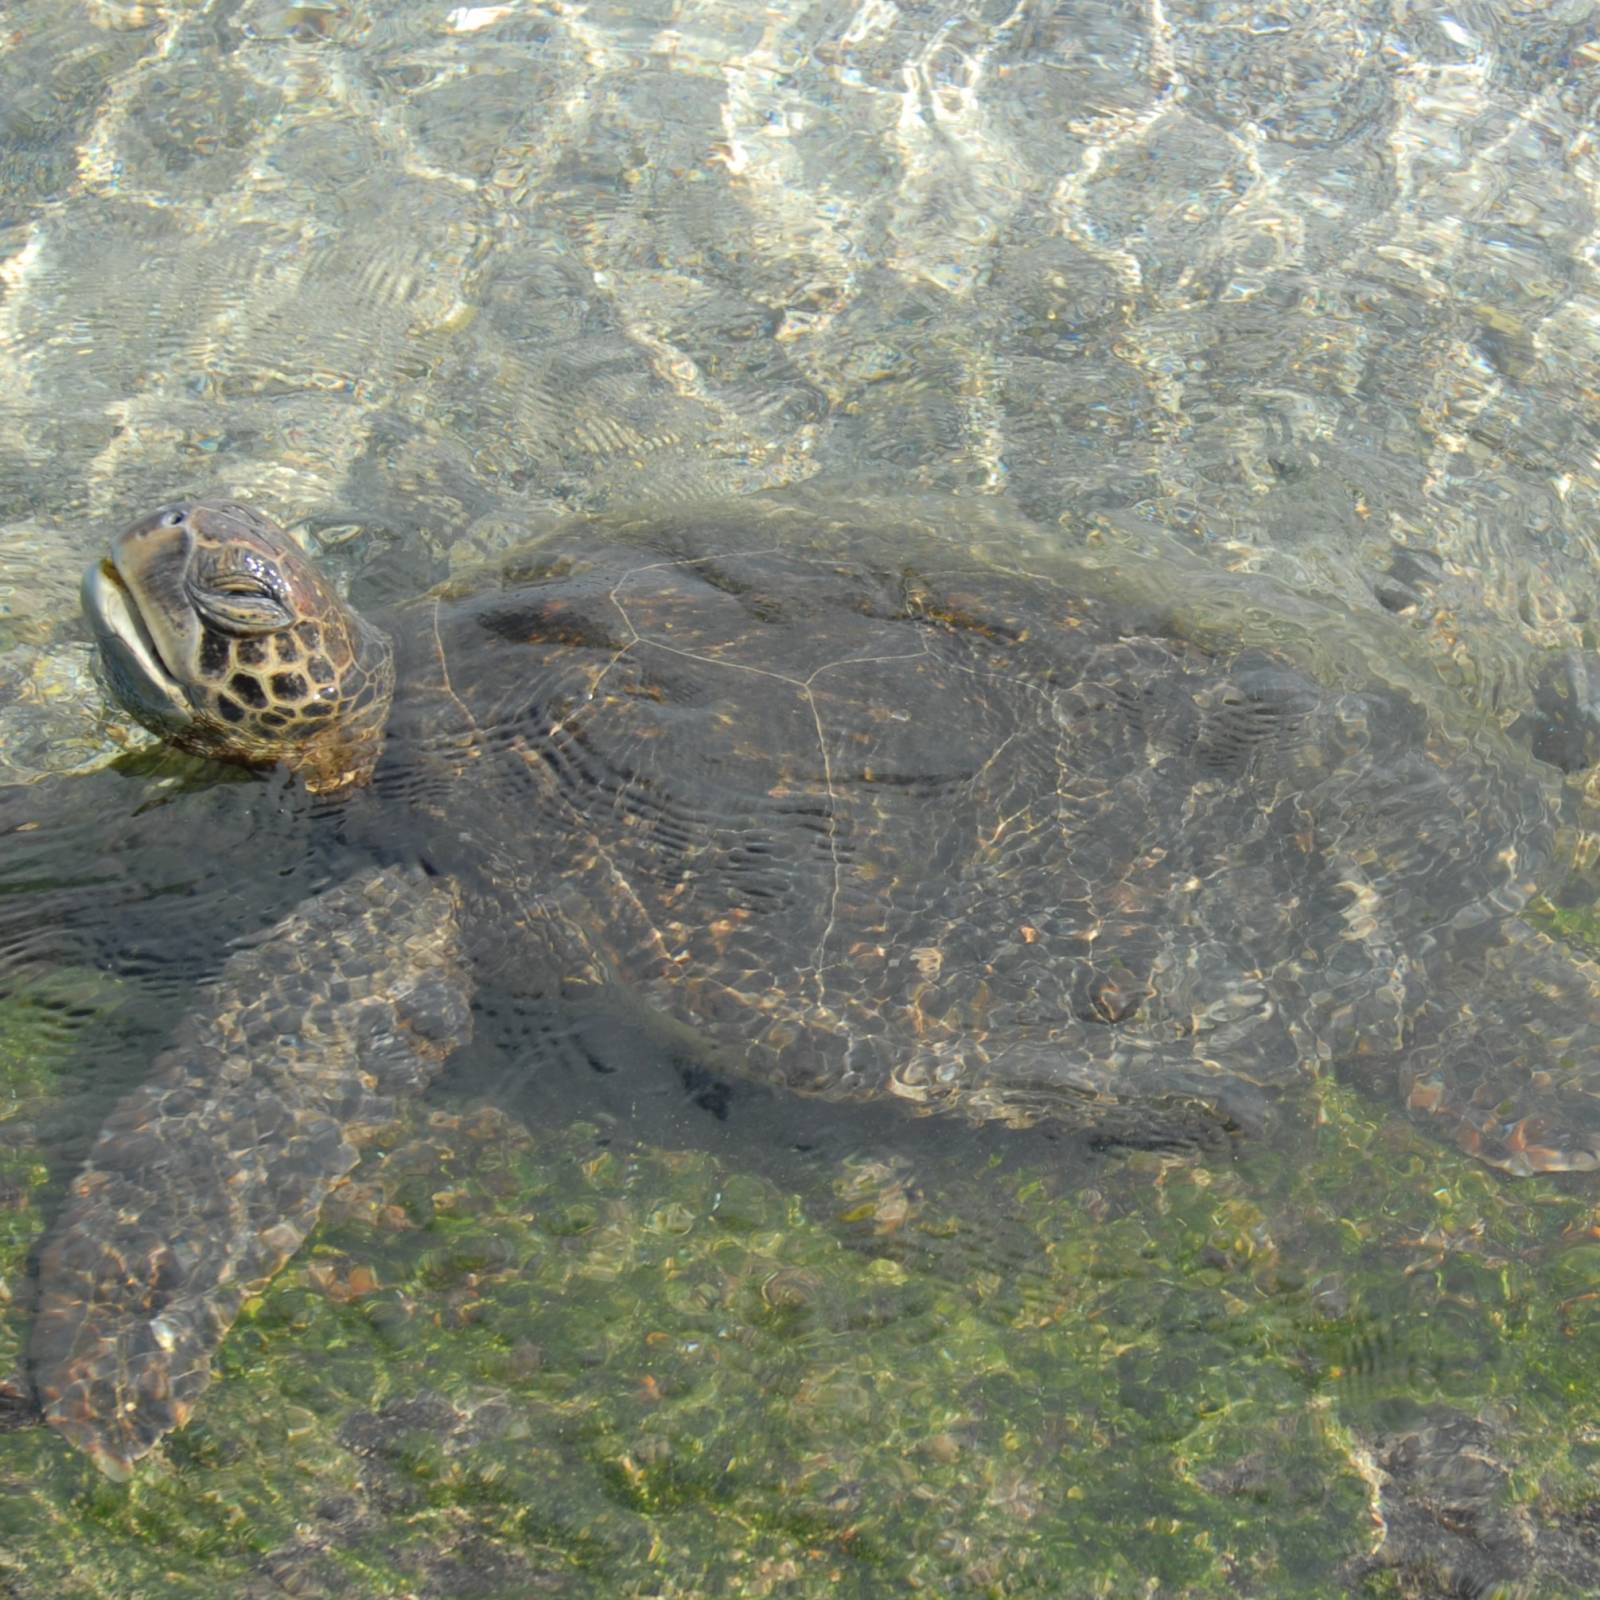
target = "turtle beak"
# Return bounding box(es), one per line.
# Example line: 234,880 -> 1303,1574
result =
81,511 -> 203,734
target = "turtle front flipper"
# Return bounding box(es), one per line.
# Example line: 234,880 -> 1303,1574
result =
29,866 -> 471,1479
1397,923 -> 1600,1176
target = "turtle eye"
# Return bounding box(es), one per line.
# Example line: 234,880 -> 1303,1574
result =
191,576 -> 294,635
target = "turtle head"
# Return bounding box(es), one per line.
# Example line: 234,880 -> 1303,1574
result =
82,500 -> 394,792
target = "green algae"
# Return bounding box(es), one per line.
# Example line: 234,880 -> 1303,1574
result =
0,967 -> 115,1120
2,1055 -> 1600,1598
0,970 -> 126,1390
1532,891 -> 1600,960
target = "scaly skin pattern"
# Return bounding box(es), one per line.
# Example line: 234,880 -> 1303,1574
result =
28,867 -> 470,1479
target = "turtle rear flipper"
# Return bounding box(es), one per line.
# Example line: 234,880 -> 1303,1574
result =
1400,926 -> 1600,1175
29,866 -> 471,1479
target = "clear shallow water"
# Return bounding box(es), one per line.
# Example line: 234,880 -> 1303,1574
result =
6,1 -> 1600,1594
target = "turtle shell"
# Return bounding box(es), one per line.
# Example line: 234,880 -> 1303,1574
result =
379,520 -> 1565,1156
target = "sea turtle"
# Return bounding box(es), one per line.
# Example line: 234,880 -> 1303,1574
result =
29,494 -> 1600,1477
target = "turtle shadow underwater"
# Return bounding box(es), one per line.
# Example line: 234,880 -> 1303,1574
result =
13,490 -> 1600,1479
